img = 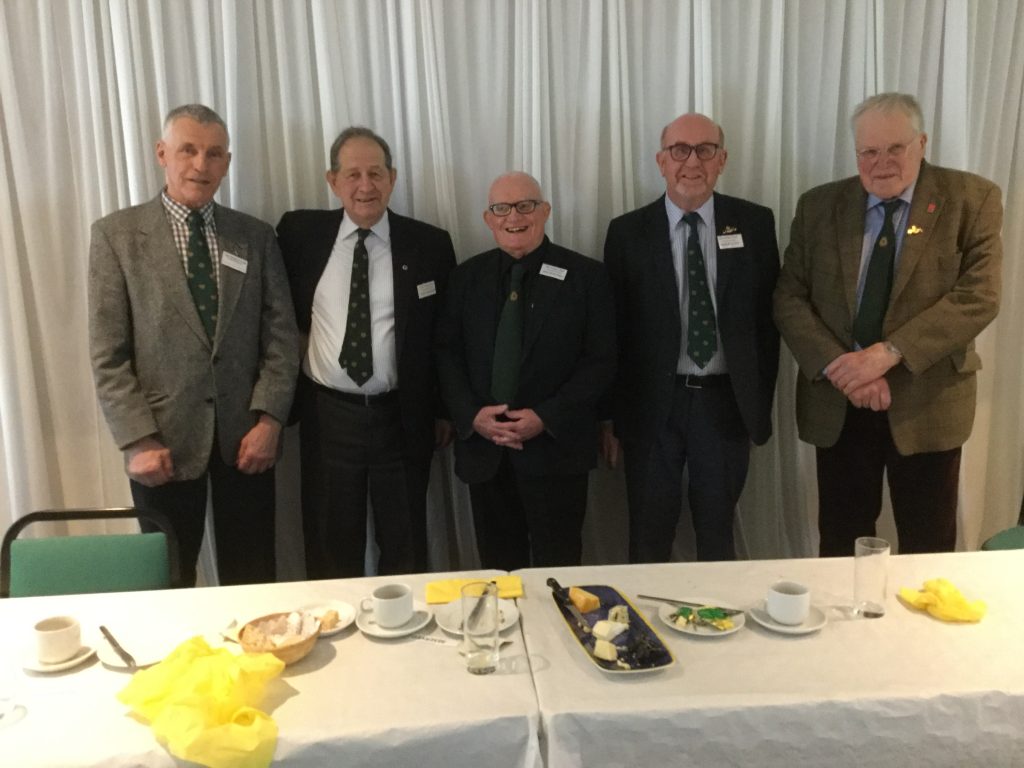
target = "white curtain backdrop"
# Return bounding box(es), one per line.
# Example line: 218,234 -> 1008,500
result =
2,0 -> 1022,578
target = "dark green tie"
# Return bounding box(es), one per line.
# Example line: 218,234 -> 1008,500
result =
339,228 -> 374,386
683,212 -> 717,369
854,200 -> 902,348
186,210 -> 218,340
491,261 -> 525,404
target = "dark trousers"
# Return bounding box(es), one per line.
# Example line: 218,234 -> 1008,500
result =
816,405 -> 961,556
625,377 -> 750,563
300,381 -> 428,579
130,442 -> 276,587
469,452 -> 588,571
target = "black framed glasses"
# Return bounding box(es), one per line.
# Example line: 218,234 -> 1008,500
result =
488,199 -> 544,216
661,142 -> 720,161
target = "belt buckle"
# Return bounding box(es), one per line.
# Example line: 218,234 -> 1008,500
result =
684,374 -> 703,389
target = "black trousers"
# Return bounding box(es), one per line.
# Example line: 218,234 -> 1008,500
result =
625,376 -> 750,563
131,441 -> 276,587
300,380 -> 428,579
469,451 -> 588,572
816,405 -> 961,556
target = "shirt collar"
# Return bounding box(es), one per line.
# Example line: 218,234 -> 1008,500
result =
161,190 -> 215,226
664,193 -> 715,230
500,235 -> 549,271
866,176 -> 918,212
341,210 -> 391,244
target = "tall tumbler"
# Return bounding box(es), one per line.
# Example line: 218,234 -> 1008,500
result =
854,536 -> 890,617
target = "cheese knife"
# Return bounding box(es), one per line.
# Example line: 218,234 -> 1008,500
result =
636,594 -> 745,617
546,577 -> 592,634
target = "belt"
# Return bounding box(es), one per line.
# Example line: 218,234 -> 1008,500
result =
676,373 -> 730,389
312,380 -> 399,406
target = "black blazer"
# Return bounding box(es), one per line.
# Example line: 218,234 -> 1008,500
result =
435,238 -> 616,483
277,208 -> 456,465
604,193 -> 780,448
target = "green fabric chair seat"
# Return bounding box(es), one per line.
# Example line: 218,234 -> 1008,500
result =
981,526 -> 1024,551
9,532 -> 172,597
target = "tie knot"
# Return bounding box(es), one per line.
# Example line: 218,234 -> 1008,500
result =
683,212 -> 702,228
356,228 -> 372,244
187,210 -> 204,230
882,199 -> 901,218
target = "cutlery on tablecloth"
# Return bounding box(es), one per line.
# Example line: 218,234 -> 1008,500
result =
99,625 -> 138,670
636,594 -> 745,617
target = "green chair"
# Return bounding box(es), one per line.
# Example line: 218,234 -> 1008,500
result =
980,493 -> 1024,551
0,508 -> 182,598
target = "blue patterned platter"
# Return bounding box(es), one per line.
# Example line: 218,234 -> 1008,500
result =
551,584 -> 675,674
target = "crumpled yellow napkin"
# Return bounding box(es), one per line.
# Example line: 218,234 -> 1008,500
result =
425,575 -> 523,604
117,636 -> 285,768
899,578 -> 986,622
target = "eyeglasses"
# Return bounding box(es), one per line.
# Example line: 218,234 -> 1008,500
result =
661,142 -> 720,162
855,138 -> 917,164
488,199 -> 544,216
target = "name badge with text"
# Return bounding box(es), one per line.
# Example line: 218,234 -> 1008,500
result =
417,280 -> 437,299
221,252 -> 248,273
716,234 -> 744,250
539,263 -> 567,281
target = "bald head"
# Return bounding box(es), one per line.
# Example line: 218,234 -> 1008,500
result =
657,112 -> 728,211
483,171 -> 551,259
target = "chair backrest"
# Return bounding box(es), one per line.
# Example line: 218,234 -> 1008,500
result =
0,508 -> 182,598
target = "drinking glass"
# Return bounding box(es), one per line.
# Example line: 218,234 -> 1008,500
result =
461,581 -> 499,674
854,536 -> 890,617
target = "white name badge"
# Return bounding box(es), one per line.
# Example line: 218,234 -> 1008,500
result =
221,252 -> 248,273
417,280 -> 437,299
539,263 -> 567,281
717,234 -> 744,250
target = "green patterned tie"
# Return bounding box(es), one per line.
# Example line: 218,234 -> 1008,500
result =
491,261 -> 525,404
186,210 -> 218,340
339,228 -> 373,386
682,212 -> 717,369
854,200 -> 902,348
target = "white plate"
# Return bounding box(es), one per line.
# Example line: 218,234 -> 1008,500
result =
356,601 -> 433,639
657,599 -> 746,637
22,645 -> 96,673
297,601 -> 356,637
435,598 -> 520,636
96,632 -> 176,670
748,604 -> 828,635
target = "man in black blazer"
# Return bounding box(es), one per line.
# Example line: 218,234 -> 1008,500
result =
603,113 -> 780,562
436,172 -> 616,570
277,127 -> 456,578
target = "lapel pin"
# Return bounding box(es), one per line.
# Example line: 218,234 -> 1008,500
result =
907,225 -> 923,236
926,202 -> 937,214
721,225 -> 738,234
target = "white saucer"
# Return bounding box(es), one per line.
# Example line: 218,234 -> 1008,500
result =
657,599 -> 746,637
298,601 -> 356,637
749,604 -> 828,635
435,598 -> 520,636
22,645 -> 96,673
356,601 -> 433,639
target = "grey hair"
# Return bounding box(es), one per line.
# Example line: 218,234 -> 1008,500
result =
851,92 -> 925,134
163,104 -> 229,144
328,127 -> 394,173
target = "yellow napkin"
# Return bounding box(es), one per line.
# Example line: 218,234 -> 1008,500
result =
117,636 -> 285,768
425,575 -> 523,604
899,578 -> 986,623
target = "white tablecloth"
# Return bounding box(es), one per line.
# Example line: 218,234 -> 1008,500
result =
515,551 -> 1024,768
0,570 -> 541,768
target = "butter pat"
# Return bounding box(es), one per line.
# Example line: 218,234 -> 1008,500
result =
569,587 -> 600,613
592,619 -> 628,641
593,639 -> 618,661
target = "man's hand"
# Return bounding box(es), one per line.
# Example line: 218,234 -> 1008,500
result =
599,421 -> 620,468
503,408 -> 545,443
236,413 -> 282,474
825,342 -> 901,395
472,404 -> 524,450
847,377 -> 892,411
434,419 -> 454,450
126,436 -> 174,487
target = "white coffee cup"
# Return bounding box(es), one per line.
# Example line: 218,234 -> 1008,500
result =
35,616 -> 81,664
361,583 -> 414,629
766,581 -> 810,625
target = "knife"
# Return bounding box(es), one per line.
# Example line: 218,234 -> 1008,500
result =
546,577 -> 592,634
636,594 -> 745,617
99,625 -> 138,670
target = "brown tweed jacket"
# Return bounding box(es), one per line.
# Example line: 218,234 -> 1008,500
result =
774,160 -> 1002,455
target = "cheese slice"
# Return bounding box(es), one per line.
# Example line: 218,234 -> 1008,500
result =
593,639 -> 618,661
569,586 -> 600,613
592,619 -> 628,641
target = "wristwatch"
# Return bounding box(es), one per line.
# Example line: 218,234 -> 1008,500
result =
883,340 -> 903,359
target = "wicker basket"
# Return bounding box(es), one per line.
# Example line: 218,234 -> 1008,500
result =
239,611 -> 321,665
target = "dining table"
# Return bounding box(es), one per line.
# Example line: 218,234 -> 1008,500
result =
514,549 -> 1024,768
0,569 -> 542,768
